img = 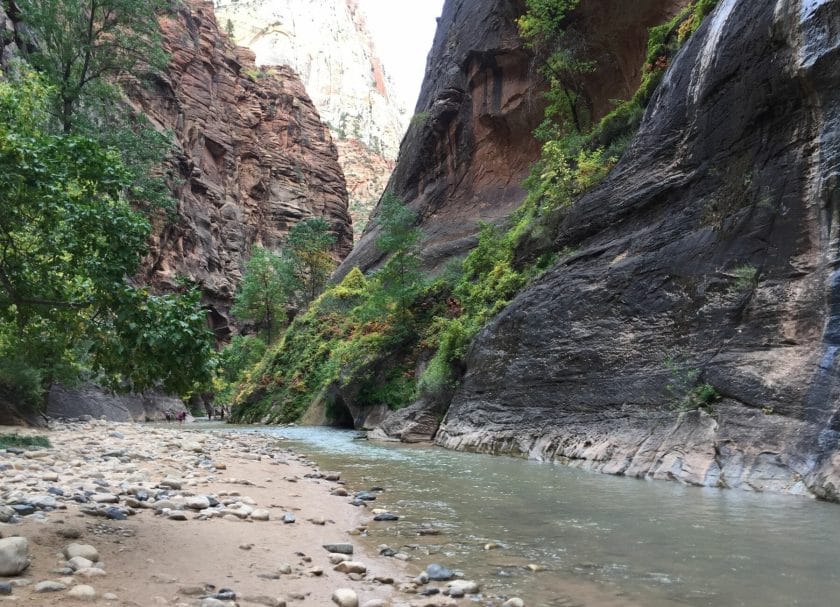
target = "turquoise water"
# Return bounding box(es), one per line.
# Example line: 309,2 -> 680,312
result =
213,425 -> 840,606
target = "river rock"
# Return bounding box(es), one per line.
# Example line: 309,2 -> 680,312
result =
75,567 -> 107,578
186,496 -> 210,510
334,561 -> 366,575
373,512 -> 399,521
331,588 -> 358,607
67,556 -> 94,571
91,493 -> 119,503
242,595 -> 285,607
502,599 -> 525,607
250,509 -> 270,521
68,584 -> 97,601
282,512 -> 296,524
425,564 -> 454,581
446,580 -> 479,596
0,537 -> 29,576
63,543 -> 100,562
0,505 -> 16,523
323,543 -> 354,555
329,553 -> 351,564
35,580 -> 67,592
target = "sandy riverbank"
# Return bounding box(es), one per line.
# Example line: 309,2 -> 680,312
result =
0,419 -> 487,607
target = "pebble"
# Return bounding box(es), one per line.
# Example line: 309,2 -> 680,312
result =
0,537 -> 29,576
250,509 -> 270,521
186,496 -> 210,510
323,543 -> 354,555
63,543 -> 100,562
446,580 -> 479,597
373,512 -> 399,521
334,561 -> 367,574
425,564 -> 455,581
502,599 -> 525,607
331,588 -> 359,607
282,512 -> 296,524
34,580 -> 67,592
67,556 -> 94,571
68,584 -> 97,601
0,582 -> 11,595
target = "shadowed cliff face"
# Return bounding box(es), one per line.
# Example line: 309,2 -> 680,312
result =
336,0 -> 689,279
436,0 -> 840,499
127,1 -> 351,337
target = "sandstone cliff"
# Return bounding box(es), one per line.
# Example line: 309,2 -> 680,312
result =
214,0 -> 406,237
433,0 -> 840,499
122,1 -> 351,337
336,0 -> 688,278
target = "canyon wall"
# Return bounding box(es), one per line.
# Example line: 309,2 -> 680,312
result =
434,0 -> 840,499
126,1 -> 352,337
214,0 -> 407,236
336,0 -> 688,279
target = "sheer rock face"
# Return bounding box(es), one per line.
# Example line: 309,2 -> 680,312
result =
436,0 -> 840,499
214,0 -> 406,238
127,1 -> 351,336
335,0 -> 688,279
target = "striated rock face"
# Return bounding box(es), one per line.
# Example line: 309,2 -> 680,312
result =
436,0 -> 840,499
127,1 -> 351,336
336,0 -> 688,279
214,0 -> 405,237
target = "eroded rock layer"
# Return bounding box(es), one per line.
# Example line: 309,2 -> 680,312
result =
336,0 -> 689,278
128,1 -> 351,335
437,0 -> 840,499
214,0 -> 406,238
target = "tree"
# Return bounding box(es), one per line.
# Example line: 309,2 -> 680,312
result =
231,247 -> 295,342
0,70 -> 214,400
285,218 -> 336,306
13,0 -> 168,133
370,192 -> 422,323
517,0 -> 594,136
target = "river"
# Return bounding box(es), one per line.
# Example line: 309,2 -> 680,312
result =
210,425 -> 840,606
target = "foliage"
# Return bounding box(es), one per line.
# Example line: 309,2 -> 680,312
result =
230,195 -> 426,423
409,111 -> 429,128
213,334 -> 266,405
0,70 -> 214,399
0,357 -> 44,411
232,247 -> 295,342
664,358 -> 720,412
730,264 -> 758,293
366,193 -> 423,322
518,0 -> 592,136
14,0 -> 168,133
284,218 -> 337,306
0,433 -> 51,450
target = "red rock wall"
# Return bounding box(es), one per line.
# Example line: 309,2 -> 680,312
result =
127,1 -> 352,337
336,0 -> 688,278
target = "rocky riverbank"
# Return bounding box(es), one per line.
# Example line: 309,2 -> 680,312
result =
0,420 -> 522,606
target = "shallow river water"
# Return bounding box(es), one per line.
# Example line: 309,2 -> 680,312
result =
213,425 -> 840,606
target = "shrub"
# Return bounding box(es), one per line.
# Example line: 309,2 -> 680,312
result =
0,358 -> 44,411
0,434 -> 51,449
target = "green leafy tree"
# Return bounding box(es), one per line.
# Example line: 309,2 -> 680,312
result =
369,192 -> 423,323
232,247 -> 295,342
0,70 -> 214,401
12,0 -> 168,133
284,218 -> 336,306
518,0 -> 593,136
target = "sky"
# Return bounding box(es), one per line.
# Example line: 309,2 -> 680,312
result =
358,0 -> 446,112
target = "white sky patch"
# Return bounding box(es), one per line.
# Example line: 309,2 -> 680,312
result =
358,0 -> 445,111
